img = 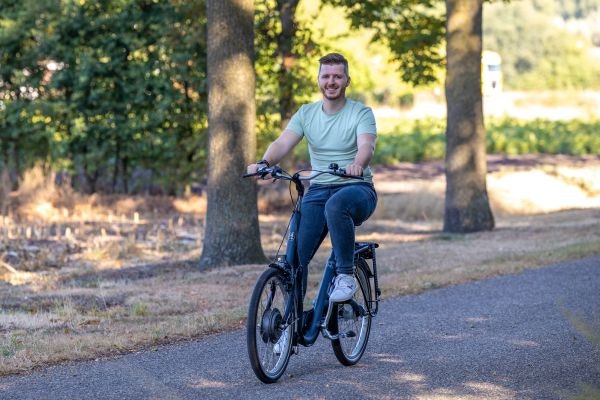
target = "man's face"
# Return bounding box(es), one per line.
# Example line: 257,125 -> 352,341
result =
318,63 -> 350,101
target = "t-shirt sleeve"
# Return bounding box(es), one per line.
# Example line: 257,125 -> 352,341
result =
285,106 -> 305,138
357,107 -> 377,137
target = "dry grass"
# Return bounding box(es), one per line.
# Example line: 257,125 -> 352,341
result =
1,155 -> 600,376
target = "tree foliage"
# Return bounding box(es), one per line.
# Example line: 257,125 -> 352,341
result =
373,118 -> 600,164
0,0 -> 322,193
484,0 -> 600,90
0,0 -> 57,186
254,0 -> 319,151
322,0 -> 446,86
1,0 -> 597,196
552,0 -> 599,19
1,0 -> 207,194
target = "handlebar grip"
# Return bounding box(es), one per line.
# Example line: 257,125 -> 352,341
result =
242,173 -> 256,178
346,174 -> 364,180
337,168 -> 364,180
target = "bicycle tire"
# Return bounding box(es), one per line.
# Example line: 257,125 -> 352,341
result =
247,267 -> 294,383
330,257 -> 372,366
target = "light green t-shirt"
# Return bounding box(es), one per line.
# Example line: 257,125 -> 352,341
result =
286,99 -> 377,184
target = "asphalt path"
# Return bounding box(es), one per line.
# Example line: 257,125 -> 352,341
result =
1,256 -> 599,400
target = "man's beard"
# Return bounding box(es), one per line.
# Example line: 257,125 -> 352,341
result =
322,86 -> 345,101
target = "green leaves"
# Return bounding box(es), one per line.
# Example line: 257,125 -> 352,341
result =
322,0 -> 446,86
1,0 -> 318,193
374,118 -> 600,164
483,0 -> 600,90
1,0 -> 208,194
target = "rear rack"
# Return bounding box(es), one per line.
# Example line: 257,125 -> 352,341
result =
354,242 -> 381,316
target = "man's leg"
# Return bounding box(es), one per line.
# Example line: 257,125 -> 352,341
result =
297,185 -> 330,297
325,183 -> 377,301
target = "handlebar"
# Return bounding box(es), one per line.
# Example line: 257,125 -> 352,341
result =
242,163 -> 364,182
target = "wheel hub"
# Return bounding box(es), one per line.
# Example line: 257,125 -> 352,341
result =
260,308 -> 283,344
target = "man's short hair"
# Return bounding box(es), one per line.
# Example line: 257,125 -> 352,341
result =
318,53 -> 349,76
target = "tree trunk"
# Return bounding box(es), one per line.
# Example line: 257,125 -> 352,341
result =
443,0 -> 494,233
200,0 -> 266,267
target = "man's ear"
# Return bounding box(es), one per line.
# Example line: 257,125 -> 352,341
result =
346,77 -> 351,87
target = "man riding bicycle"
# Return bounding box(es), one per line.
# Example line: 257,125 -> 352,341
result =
247,52 -> 377,303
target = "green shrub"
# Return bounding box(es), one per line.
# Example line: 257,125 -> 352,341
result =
486,119 -> 600,156
375,118 -> 600,164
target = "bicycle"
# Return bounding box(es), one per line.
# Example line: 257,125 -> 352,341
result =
243,163 -> 381,383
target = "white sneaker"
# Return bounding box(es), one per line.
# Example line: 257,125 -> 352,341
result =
329,274 -> 357,303
273,329 -> 289,355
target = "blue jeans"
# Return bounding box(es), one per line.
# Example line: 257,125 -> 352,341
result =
297,182 -> 377,296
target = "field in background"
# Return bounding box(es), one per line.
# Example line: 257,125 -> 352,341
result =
1,155 -> 600,375
372,154 -> 600,221
375,91 -> 600,121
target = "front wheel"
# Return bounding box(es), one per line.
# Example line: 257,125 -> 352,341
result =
330,258 -> 372,366
246,267 -> 294,383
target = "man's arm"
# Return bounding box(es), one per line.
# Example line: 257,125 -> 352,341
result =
246,130 -> 302,174
261,130 -> 302,166
345,133 -> 376,176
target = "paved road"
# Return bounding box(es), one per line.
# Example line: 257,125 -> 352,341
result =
1,256 -> 599,400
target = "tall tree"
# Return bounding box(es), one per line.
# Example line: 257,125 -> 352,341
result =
200,0 -> 265,267
444,0 -> 494,232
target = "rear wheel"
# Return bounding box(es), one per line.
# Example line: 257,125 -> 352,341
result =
330,258 -> 372,366
246,267 -> 294,383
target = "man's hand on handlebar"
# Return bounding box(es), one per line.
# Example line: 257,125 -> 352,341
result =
246,163 -> 262,178
344,163 -> 364,178
245,159 -> 274,179
244,163 -> 281,179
